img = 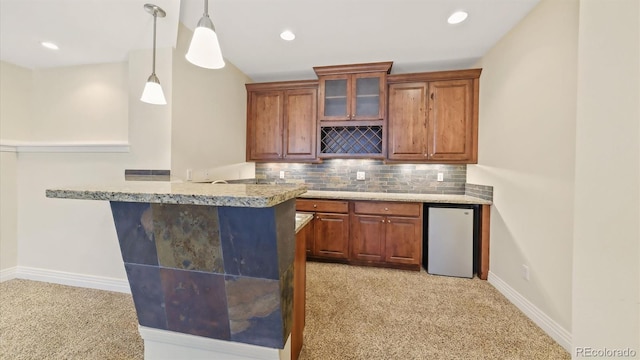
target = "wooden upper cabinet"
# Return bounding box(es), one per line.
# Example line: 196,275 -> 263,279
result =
387,69 -> 481,163
246,81 -> 318,162
387,82 -> 429,161
284,88 -> 317,160
428,79 -> 474,162
247,90 -> 283,160
314,62 -> 392,121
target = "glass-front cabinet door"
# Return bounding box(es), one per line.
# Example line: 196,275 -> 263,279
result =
315,62 -> 391,122
320,75 -> 349,120
352,74 -> 384,120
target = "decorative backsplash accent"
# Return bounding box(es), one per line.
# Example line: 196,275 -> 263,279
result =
465,183 -> 494,201
256,160 -> 466,195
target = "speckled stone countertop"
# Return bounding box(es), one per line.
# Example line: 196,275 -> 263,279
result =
46,183 -> 307,208
295,213 -> 313,233
299,190 -> 492,205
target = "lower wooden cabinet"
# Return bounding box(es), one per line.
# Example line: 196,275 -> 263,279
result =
296,199 -> 350,262
296,199 -> 422,270
351,201 -> 422,270
384,216 -> 422,266
350,214 -> 386,262
314,213 -> 350,259
292,220 -> 311,360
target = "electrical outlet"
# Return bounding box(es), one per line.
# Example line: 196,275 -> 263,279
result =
522,264 -> 530,281
356,171 -> 365,180
279,171 -> 285,179
437,173 -> 444,182
186,169 -> 192,181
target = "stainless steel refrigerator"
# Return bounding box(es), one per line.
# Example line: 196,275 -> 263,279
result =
426,206 -> 476,278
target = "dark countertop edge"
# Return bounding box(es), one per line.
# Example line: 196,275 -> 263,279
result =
297,191 -> 492,205
45,188 -> 308,208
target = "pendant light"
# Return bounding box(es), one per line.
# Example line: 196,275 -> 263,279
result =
140,4 -> 167,105
185,0 -> 225,69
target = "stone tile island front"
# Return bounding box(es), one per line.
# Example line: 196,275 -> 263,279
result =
46,182 -> 307,360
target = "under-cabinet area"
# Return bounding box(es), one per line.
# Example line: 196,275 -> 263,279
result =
295,194 -> 491,278
246,62 -> 481,163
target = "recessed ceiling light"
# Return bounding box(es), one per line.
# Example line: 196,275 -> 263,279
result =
447,11 -> 468,25
41,41 -> 59,50
280,30 -> 295,41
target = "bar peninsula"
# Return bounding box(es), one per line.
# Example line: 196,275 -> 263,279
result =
46,182 -> 307,360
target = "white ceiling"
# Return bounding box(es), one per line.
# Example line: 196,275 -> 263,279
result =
1,0 -> 540,82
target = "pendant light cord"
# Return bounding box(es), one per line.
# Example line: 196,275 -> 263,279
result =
204,0 -> 209,16
152,10 -> 157,75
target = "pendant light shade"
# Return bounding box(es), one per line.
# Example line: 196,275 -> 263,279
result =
141,4 -> 167,105
186,0 -> 225,69
141,73 -> 167,105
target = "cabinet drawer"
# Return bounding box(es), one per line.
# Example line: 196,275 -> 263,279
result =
353,201 -> 421,217
296,199 -> 349,213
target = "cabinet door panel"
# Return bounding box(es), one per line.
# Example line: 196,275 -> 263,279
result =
314,213 -> 349,259
384,216 -> 422,265
353,201 -> 421,217
248,91 -> 283,160
351,214 -> 385,262
296,199 -> 349,213
353,75 -> 382,119
284,88 -> 317,160
319,75 -> 349,120
428,80 -> 473,161
387,83 -> 428,160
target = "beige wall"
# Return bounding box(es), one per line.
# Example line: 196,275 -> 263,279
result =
0,62 -> 31,140
0,151 -> 18,273
571,0 -> 639,354
28,63 -> 128,142
0,61 -> 31,274
467,0 -> 578,339
11,47 -> 173,283
171,24 -> 253,181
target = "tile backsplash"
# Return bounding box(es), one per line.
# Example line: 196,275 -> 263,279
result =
256,160 -> 466,194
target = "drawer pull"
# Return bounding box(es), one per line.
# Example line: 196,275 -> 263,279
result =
313,204 -> 317,208
384,208 -> 389,211
381,219 -> 385,223
387,220 -> 391,223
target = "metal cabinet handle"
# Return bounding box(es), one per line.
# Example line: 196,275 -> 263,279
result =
381,219 -> 385,223
313,204 -> 317,208
387,220 -> 391,223
384,208 -> 389,211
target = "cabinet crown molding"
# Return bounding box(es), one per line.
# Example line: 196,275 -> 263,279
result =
246,80 -> 318,91
313,61 -> 393,76
387,68 -> 482,84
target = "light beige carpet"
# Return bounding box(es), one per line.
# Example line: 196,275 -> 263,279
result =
0,262 -> 569,359
300,262 -> 569,360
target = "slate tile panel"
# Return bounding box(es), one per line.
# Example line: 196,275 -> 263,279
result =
124,263 -> 167,329
160,268 -> 230,340
110,202 -> 159,265
152,204 -> 224,273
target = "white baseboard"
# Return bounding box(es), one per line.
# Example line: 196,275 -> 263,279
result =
12,266 -> 130,294
488,271 -> 572,352
0,266 -> 18,282
139,326 -> 290,360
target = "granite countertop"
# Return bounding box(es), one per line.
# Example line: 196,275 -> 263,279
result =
46,182 -> 307,208
299,190 -> 492,205
295,213 -> 313,233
